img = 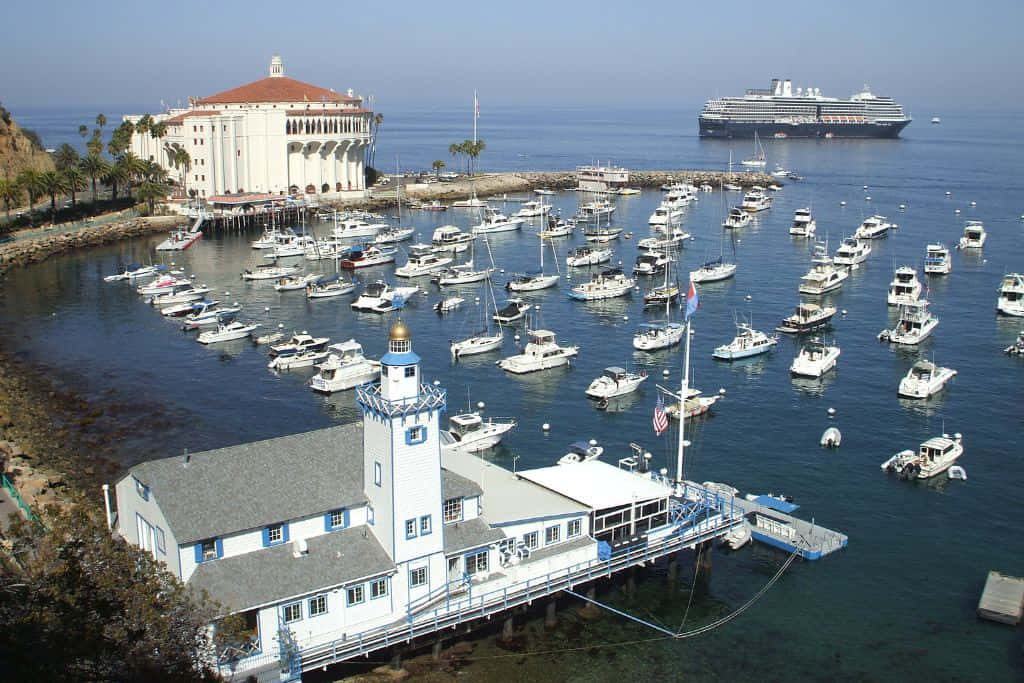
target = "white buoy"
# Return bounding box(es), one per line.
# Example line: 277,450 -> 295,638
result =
477,401 -> 485,410
899,204 -> 906,210
542,423 -> 550,431
264,307 -> 270,312
683,440 -> 691,448
589,439 -> 598,446
955,208 -> 960,214
277,323 -> 284,328
623,315 -> 629,321
970,201 -> 976,206
225,291 -> 231,295
474,296 -> 480,302
514,334 -> 520,341
718,388 -> 726,395
828,407 -> 836,416
171,261 -> 176,266
945,191 -> 952,196
865,196 -> 872,201
499,268 -> 505,274
842,309 -> 848,315
840,200 -> 846,206
662,369 -> 670,377
863,185 -> 868,190
433,379 -> 441,386
190,274 -> 196,279
745,295 -> 752,301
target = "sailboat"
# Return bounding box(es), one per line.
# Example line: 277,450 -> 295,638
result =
740,131 -> 767,167
432,235 -> 493,286
634,259 -> 685,350
691,186 -> 738,283
450,278 -> 505,358
507,238 -> 560,291
723,151 -> 743,191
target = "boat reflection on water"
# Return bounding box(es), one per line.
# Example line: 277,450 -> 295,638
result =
319,395 -> 365,423
897,393 -> 948,418
594,390 -> 642,413
723,354 -> 770,378
790,371 -> 836,396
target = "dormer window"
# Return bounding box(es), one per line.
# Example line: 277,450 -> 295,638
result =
134,477 -> 149,501
195,538 -> 223,563
262,522 -> 290,547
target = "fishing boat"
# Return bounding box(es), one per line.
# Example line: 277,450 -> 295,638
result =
958,220 -> 987,249
350,281 -> 419,313
308,340 -> 381,393
492,297 -> 532,323
585,367 -> 648,399
854,215 -> 894,240
887,266 -> 923,306
373,227 -> 415,244
790,337 -> 840,377
470,207 -> 525,235
539,215 -> 575,239
439,412 -> 517,454
740,186 -> 772,212
557,441 -> 603,465
722,207 -> 751,229
241,264 -> 300,281
514,200 -> 551,218
790,208 -> 816,237
898,359 -> 957,399
833,237 -> 872,266
196,320 -> 259,344
268,348 -> 330,370
799,241 -> 848,295
566,246 -> 612,268
569,267 -> 635,301
924,243 -> 952,275
712,320 -> 778,360
339,244 -> 397,269
740,131 -> 767,167
997,273 -> 1024,316
269,332 -> 330,358
497,328 -> 578,373
633,251 -> 670,277
878,299 -> 939,345
431,225 -> 474,253
776,301 -> 836,333
273,273 -> 319,291
395,250 -> 453,277
306,274 -> 357,299
575,199 -> 615,222
881,433 -> 963,479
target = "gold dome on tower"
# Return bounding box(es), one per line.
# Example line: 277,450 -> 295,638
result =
389,320 -> 411,342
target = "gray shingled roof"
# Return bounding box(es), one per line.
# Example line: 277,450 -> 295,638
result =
443,516 -> 505,554
190,526 -> 395,613
129,424 -> 366,544
442,469 -> 482,500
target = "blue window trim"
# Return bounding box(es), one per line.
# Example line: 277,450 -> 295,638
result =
370,577 -> 389,600
374,461 -> 382,487
194,538 -> 223,564
324,508 -> 350,532
346,584 -> 365,606
307,594 -> 328,617
464,548 -> 488,574
545,524 -> 560,545
282,601 -> 302,623
409,565 -> 428,588
567,519 -> 582,538
404,518 -> 417,539
405,425 -> 427,445
262,522 -> 290,548
419,514 -> 432,536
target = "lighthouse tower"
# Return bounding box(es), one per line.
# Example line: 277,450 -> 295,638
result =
359,322 -> 446,565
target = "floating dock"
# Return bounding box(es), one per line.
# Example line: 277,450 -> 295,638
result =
977,571 -> 1024,625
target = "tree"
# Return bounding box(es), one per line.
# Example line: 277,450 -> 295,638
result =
460,138 -> 486,176
86,129 -> 103,157
95,113 -> 107,130
107,121 -> 134,159
78,124 -> 88,139
0,506 -> 225,681
448,142 -> 465,174
136,179 -> 170,214
53,143 -> 80,173
16,169 -> 43,209
170,145 -> 191,198
79,153 -> 110,203
431,159 -> 445,179
368,113 -> 383,170
62,166 -> 87,207
103,162 -> 128,201
0,178 -> 23,219
38,170 -> 68,217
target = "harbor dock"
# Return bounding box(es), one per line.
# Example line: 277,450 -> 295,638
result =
977,571 -> 1024,625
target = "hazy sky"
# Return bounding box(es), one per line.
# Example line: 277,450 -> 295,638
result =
2,0 -> 1020,114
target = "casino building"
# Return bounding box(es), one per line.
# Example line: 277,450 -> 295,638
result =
126,55 -> 372,201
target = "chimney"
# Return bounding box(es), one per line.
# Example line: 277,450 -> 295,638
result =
771,78 -> 781,96
783,79 -> 792,97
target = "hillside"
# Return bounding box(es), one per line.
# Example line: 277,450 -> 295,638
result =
0,104 -> 54,180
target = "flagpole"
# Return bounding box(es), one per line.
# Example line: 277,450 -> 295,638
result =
676,317 -> 690,484
473,90 -> 478,145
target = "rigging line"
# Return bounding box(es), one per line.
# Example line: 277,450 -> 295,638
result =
676,540 -> 703,634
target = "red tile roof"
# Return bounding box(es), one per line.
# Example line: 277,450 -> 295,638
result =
285,108 -> 370,117
197,76 -> 359,105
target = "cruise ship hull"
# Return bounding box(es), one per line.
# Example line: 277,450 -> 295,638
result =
699,119 -> 910,139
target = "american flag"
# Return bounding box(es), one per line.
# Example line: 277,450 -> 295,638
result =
653,396 -> 669,435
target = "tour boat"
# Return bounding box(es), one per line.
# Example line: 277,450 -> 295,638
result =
878,299 -> 939,345
789,208 -> 816,237
439,412 -> 517,454
924,243 -> 952,274
585,367 -> 648,399
514,200 -> 551,218
273,273 -> 319,291
575,199 -> 615,222
833,237 -> 872,266
712,321 -> 778,361
350,281 -> 419,313
339,244 -> 397,269
566,246 -> 612,268
557,441 -> 604,465
637,226 -> 689,251
306,275 -> 357,299
395,251 -> 453,277
664,387 -> 719,420
431,225 -> 475,252
881,433 -> 963,479
497,328 -> 578,374
242,264 -> 300,281
740,186 -> 772,212
268,349 -> 330,370
308,340 -> 381,393
996,273 -> 1024,316
196,321 -> 260,344
569,267 -> 635,301
269,333 -> 330,358
722,207 -> 752,229
887,266 -> 923,306
633,251 -> 670,277
492,298 -> 532,323
539,216 -> 575,239
470,208 -> 525,235
898,359 -> 957,399
854,215 -> 894,240
777,301 -> 837,334
155,225 -> 203,251
151,285 -> 212,306
789,337 -> 840,377
958,220 -> 987,249
372,227 -> 415,244
799,241 -> 848,295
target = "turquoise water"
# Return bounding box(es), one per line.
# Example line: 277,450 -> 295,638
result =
5,108 -> 1024,679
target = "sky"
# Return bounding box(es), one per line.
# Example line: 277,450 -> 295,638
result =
2,0 -> 1021,115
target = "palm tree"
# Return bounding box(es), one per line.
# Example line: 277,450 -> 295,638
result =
62,167 -> 87,207
79,153 -> 110,203
135,180 -> 169,215
117,152 -> 147,199
368,113 -> 383,169
168,144 -> 191,198
103,163 -> 128,201
16,169 -> 43,209
38,171 -> 68,218
0,179 -> 23,220
448,142 -> 465,175
53,143 -> 80,172
78,124 -> 88,139
431,160 -> 445,179
96,113 -> 107,130
461,139 -> 486,176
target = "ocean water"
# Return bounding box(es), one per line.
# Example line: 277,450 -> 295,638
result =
4,107 -> 1024,680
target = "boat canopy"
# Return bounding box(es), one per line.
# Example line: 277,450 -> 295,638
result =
751,496 -> 800,514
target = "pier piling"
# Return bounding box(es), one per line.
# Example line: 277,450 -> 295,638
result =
544,599 -> 558,629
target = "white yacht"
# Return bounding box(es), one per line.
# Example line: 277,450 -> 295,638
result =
569,267 -> 635,301
306,275 -> 357,299
887,266 -> 923,306
308,340 -> 381,393
471,208 -> 525,235
897,359 -> 957,399
338,244 -> 397,269
497,328 -> 578,374
790,208 -> 816,237
395,251 -> 453,277
690,257 -> 737,283
585,367 -> 648,399
557,441 -> 603,465
492,298 -> 532,323
633,251 -> 670,277
514,200 -> 551,218
854,215 -> 893,240
712,321 -> 778,361
439,412 -> 517,454
881,434 -> 963,479
151,285 -> 212,306
330,218 -> 383,240
269,333 -> 330,358
575,199 -> 615,222
637,226 -> 689,251
268,349 -> 330,370
996,273 -> 1024,316
740,186 -> 772,212
790,337 -> 840,377
266,234 -> 316,259
566,246 -> 613,268
633,321 -> 685,351
539,215 -> 575,239
833,237 -> 872,266
776,301 -> 837,334
665,387 -> 719,420
878,299 -> 939,345
350,281 -> 419,313
431,225 -> 474,253
958,220 -> 987,249
241,264 -> 300,281
196,321 -> 260,344
924,243 -> 952,274
450,330 -> 504,357
799,242 -> 849,295
648,202 -> 682,227
181,302 -> 241,329
722,207 -> 752,229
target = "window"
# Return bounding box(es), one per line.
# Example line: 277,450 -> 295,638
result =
155,526 -> 166,553
523,531 -> 538,550
546,525 -> 560,545
367,506 -> 375,525
405,519 -> 417,539
443,498 -> 463,523
404,366 -> 416,378
370,578 -> 389,599
406,425 -> 426,445
568,519 -> 582,539
346,585 -> 365,606
267,524 -> 283,544
308,595 -> 327,617
374,461 -> 382,487
283,602 -> 302,623
201,539 -> 218,561
330,509 -> 346,529
466,550 -> 489,575
134,477 -> 149,500
419,515 -> 432,535
410,566 -> 428,588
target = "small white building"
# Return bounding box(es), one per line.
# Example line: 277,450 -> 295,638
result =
126,55 -> 372,201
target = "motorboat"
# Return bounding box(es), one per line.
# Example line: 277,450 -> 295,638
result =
833,237 -> 872,266
924,243 -> 952,274
161,298 -> 212,317
330,218 -> 384,240
470,208 -> 525,235
395,250 -> 453,277
433,261 -> 493,285
137,275 -> 189,296
789,208 -> 816,237
439,412 -> 517,454
351,281 -> 419,313
789,337 -> 840,377
566,246 -> 612,268
575,199 -> 615,223
339,244 -> 396,269
418,200 -> 446,212
372,227 -> 415,244
643,282 -> 680,307
878,299 -> 939,345
776,302 -> 837,334
1005,330 -> 1024,355
181,302 -> 241,329
854,215 -> 894,240
948,466 -> 967,481
722,207 -> 752,229
306,274 -> 357,299
534,188 -> 556,196
799,241 -> 848,295
958,220 -> 987,249
242,264 -> 300,281
104,263 -> 165,282
273,273 -> 319,291
155,225 -> 203,251
633,251 -> 670,277
898,359 -> 957,399
723,183 -> 743,191
585,367 -> 648,399
451,196 -> 487,208
881,433 -> 963,479
887,266 -> 923,306
997,273 -> 1024,316
648,202 -> 682,227
431,225 -> 475,252
507,238 -> 560,291
196,321 -> 259,344
150,285 -> 211,306
740,186 -> 772,212
309,340 -> 381,392
252,331 -> 285,346
265,234 -> 316,259
268,349 -> 330,371
690,257 -> 736,283
722,522 -> 752,550
820,427 -> 842,448
584,226 -> 623,243
569,267 -> 634,301
712,321 -> 778,361
497,328 -> 578,373
514,200 -> 551,218
664,387 -> 719,420
771,164 -> 789,177
493,298 -> 532,323
557,441 -> 603,465
269,332 -> 330,358
637,226 -> 689,251
434,296 -> 465,313
539,215 -> 575,239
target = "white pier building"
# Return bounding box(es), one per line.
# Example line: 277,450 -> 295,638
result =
113,322 -> 741,679
126,55 -> 371,201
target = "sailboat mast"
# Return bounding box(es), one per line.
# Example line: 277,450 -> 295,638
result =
396,155 -> 402,226
676,319 -> 691,483
473,90 -> 478,145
